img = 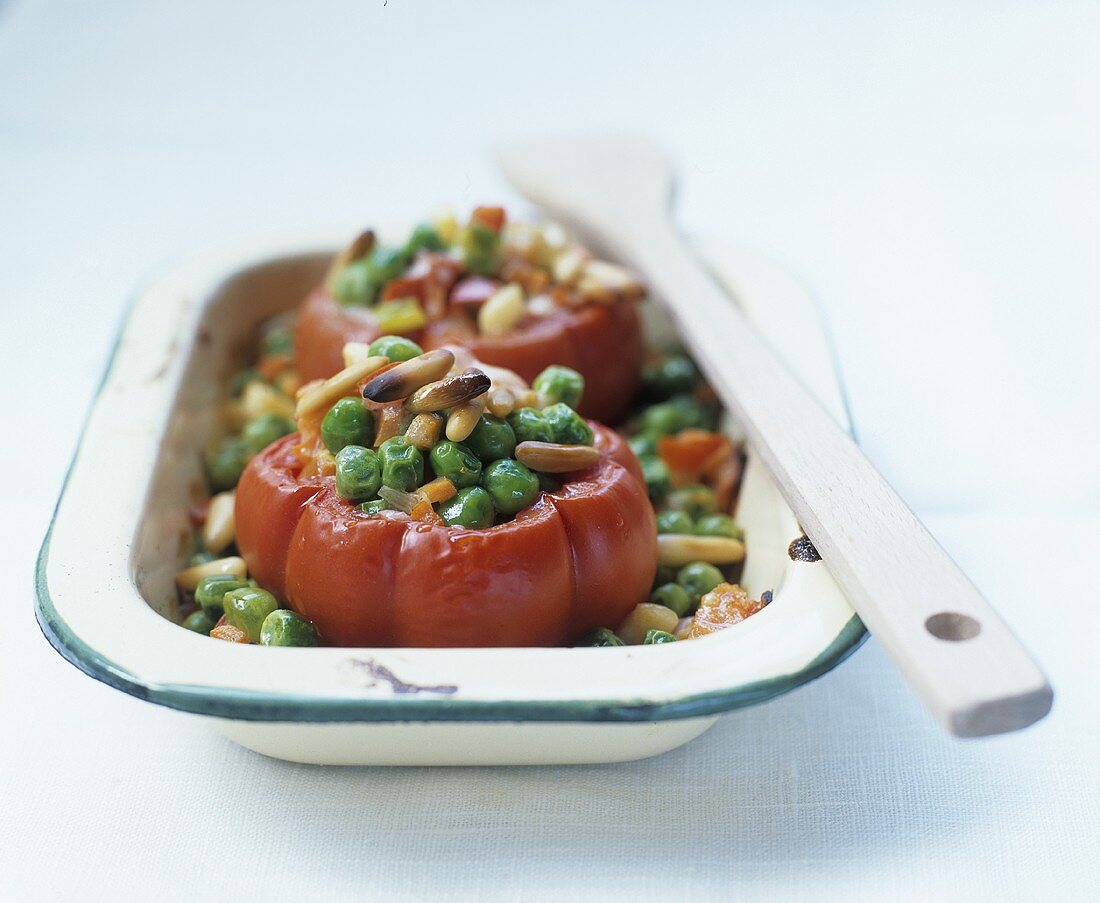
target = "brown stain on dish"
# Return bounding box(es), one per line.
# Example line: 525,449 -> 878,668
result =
347,658 -> 459,695
788,536 -> 821,562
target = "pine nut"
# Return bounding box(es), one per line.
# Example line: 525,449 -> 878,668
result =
404,368 -> 491,413
515,441 -> 600,472
362,349 -> 455,403
656,534 -> 746,567
342,341 -> 375,367
446,395 -> 486,441
241,381 -> 295,422
617,603 -> 679,645
296,356 -> 389,417
175,556 -> 247,592
486,386 -> 516,418
477,283 -> 526,337
202,491 -> 236,554
582,259 -> 643,296
552,247 -> 587,284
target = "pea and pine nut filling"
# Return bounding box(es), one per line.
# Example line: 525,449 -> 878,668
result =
175,210 -> 770,648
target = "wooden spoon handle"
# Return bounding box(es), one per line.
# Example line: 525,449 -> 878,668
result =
621,222 -> 1051,736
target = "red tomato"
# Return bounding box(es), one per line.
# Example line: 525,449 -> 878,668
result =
234,425 -> 655,647
294,289 -> 645,424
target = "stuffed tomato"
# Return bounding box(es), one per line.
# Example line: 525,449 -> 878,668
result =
234,342 -> 656,647
294,207 -> 646,424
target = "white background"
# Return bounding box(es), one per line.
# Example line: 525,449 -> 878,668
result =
1,2 -> 1097,900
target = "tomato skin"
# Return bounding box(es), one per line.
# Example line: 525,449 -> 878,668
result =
234,425 -> 655,647
294,289 -> 644,424
234,437 -> 323,600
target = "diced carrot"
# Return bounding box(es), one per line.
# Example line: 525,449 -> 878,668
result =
471,206 -> 506,233
211,623 -> 249,643
258,353 -> 293,381
657,429 -> 729,475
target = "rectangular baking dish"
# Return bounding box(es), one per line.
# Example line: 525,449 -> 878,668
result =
35,229 -> 864,765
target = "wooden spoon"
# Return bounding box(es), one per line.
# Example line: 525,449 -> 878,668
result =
499,135 -> 1052,737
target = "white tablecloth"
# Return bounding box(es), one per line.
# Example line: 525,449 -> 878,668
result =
2,2 -> 1097,900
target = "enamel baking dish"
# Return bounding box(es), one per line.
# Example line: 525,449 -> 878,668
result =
35,229 -> 865,765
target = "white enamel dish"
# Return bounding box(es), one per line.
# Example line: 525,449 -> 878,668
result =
35,229 -> 865,765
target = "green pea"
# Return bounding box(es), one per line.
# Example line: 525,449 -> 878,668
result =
335,445 -> 383,501
222,587 -> 279,643
639,401 -> 685,436
195,574 -> 255,619
653,565 -> 678,588
580,627 -> 624,647
507,407 -> 554,444
482,459 -> 539,515
333,258 -> 380,306
260,609 -> 320,647
542,403 -> 593,446
368,245 -> 410,284
438,486 -> 495,529
639,454 -> 671,500
358,498 -> 390,516
378,436 -> 424,492
429,441 -> 482,489
404,223 -> 445,256
462,222 -> 501,275
182,610 -> 217,634
695,513 -> 743,540
668,394 -> 717,431
656,509 -> 694,535
230,368 -> 260,397
643,629 -> 677,645
242,412 -> 295,453
322,398 -> 375,454
642,354 -> 698,400
666,484 -> 718,519
628,433 -> 659,458
367,335 -> 423,363
677,562 -> 725,603
649,583 -> 692,617
533,365 -> 585,409
464,415 -> 516,463
205,438 -> 251,492
262,328 -> 294,357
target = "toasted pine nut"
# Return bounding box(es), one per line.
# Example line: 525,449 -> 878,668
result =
241,381 -> 296,422
405,368 -> 491,413
617,603 -> 680,645
419,477 -> 457,505
485,386 -> 516,418
404,413 -> 443,450
446,395 -> 486,441
515,441 -> 600,473
656,534 -> 746,567
296,356 -> 389,418
175,556 -> 247,592
342,341 -> 375,367
477,283 -> 526,337
323,229 -> 376,292
362,349 -> 455,403
202,491 -> 236,554
210,623 -> 249,643
513,389 -> 540,408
